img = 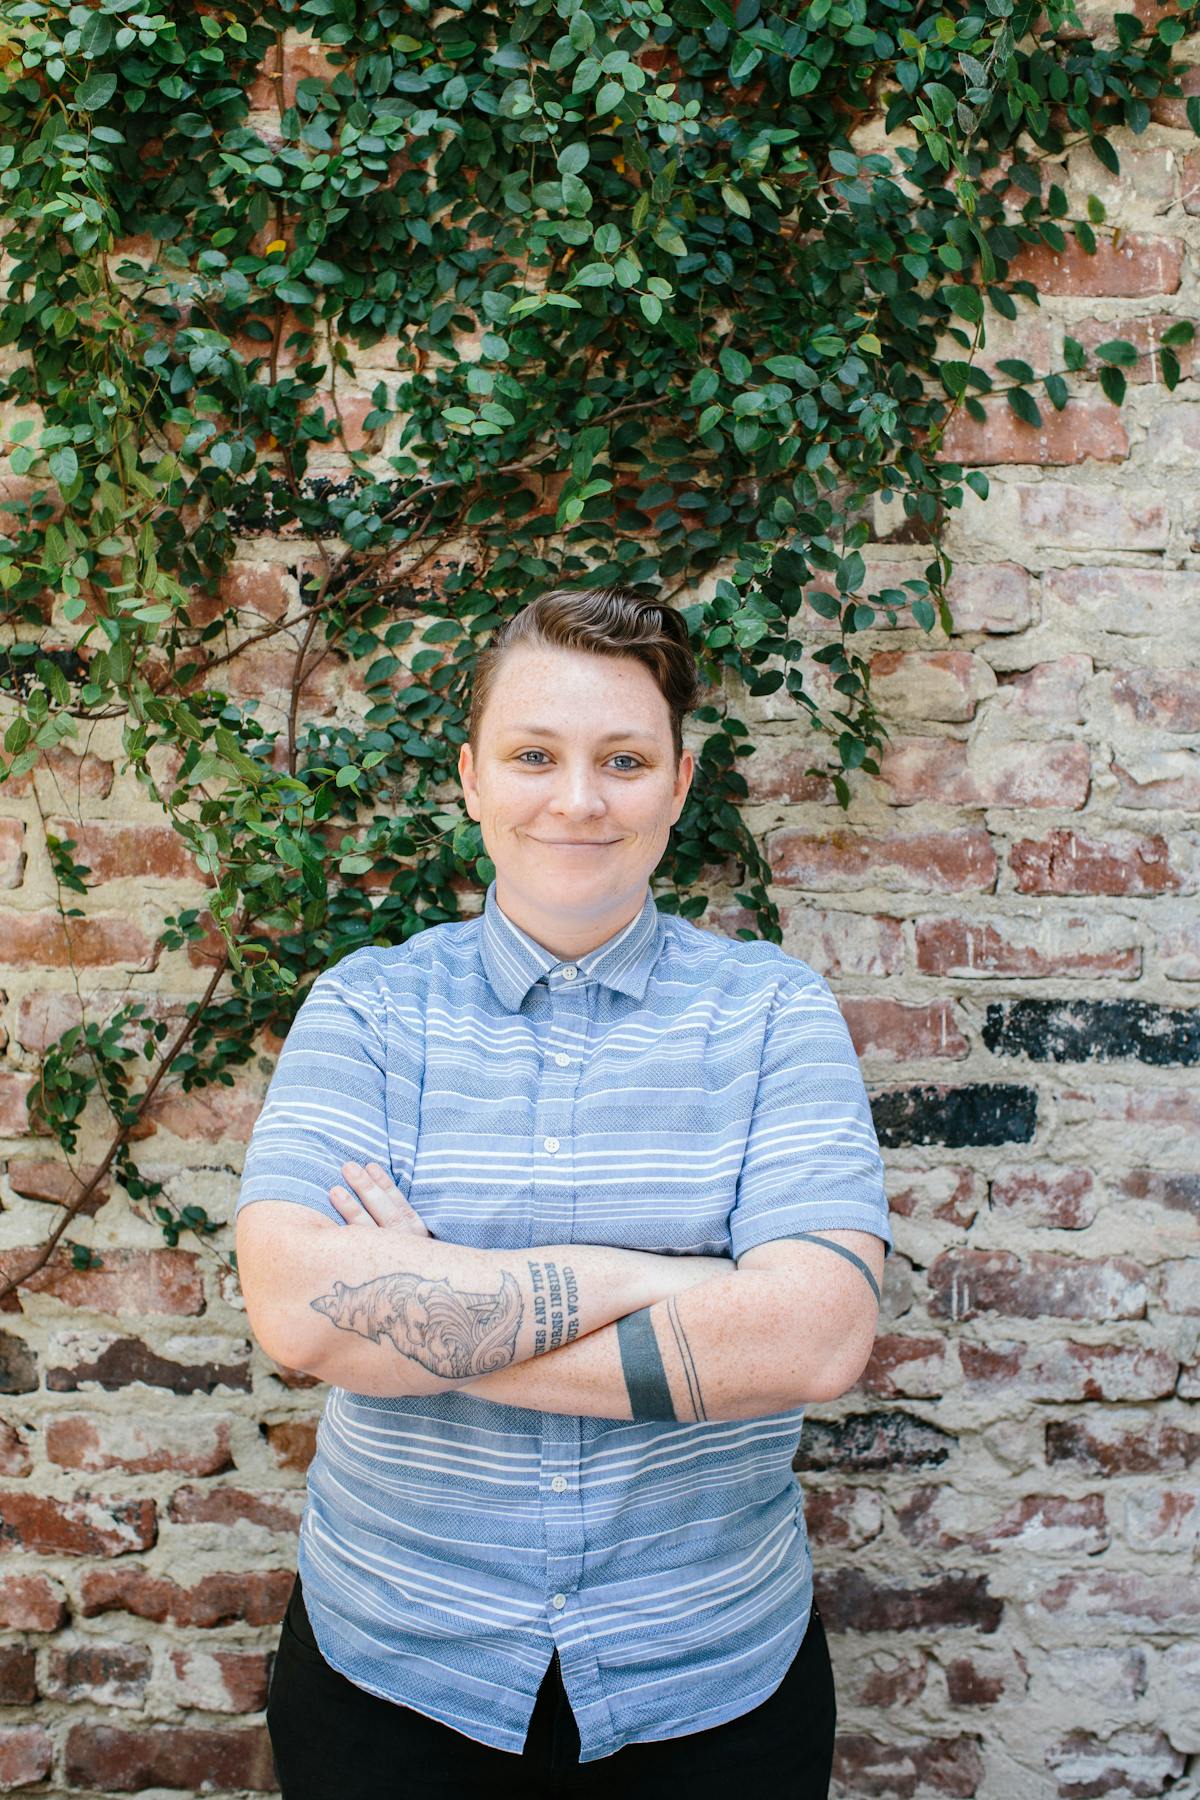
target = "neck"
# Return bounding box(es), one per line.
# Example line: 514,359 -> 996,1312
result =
493,880 -> 647,962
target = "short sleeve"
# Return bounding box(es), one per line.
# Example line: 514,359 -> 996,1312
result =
728,973 -> 890,1262
236,958 -> 411,1224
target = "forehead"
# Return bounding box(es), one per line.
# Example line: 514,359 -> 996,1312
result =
485,644 -> 669,726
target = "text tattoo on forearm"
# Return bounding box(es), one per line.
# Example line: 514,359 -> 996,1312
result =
310,1260 -> 578,1380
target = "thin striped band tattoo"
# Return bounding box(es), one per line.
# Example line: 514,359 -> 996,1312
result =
665,1297 -> 707,1422
790,1233 -> 881,1304
616,1307 -> 676,1420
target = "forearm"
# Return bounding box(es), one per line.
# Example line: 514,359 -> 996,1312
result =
237,1203 -> 726,1397
465,1239 -> 881,1421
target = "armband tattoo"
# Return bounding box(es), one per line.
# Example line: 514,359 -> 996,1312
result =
790,1233 -> 881,1304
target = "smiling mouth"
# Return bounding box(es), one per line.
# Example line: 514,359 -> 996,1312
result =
535,839 -> 618,847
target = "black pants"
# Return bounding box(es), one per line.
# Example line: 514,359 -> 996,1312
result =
267,1573 -> 836,1798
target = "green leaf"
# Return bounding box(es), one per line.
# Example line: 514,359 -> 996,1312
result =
1160,321 -> 1195,348
1161,347 -> 1181,391
1094,339 -> 1138,367
943,285 -> 983,324
1044,372 -> 1069,410
75,72 -> 117,109
1007,387 -> 1042,428
1099,365 -> 1127,406
48,447 -> 79,486
721,184 -> 751,219
1063,336 -> 1086,373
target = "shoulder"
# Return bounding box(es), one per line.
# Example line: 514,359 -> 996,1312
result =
655,911 -> 833,1011
309,914 -> 485,1011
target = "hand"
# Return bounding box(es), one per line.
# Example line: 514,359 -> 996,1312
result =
328,1162 -> 432,1238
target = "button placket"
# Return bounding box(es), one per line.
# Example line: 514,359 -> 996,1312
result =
530,978 -> 588,1248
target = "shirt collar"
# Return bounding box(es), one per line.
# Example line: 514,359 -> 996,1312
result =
479,880 -> 663,1012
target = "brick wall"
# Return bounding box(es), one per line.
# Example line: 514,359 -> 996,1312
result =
1,36 -> 1198,1800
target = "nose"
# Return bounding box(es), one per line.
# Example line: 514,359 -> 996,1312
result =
547,761 -> 607,821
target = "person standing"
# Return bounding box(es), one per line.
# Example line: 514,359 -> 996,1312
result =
236,587 -> 890,1797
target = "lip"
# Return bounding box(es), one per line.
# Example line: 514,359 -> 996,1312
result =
534,839 -> 619,847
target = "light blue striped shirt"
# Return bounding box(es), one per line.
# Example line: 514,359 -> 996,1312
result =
237,880 -> 889,1761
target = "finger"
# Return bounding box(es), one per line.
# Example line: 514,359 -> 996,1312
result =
342,1162 -> 429,1235
329,1185 -> 376,1228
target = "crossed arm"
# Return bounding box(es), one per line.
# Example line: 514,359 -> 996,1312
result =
237,1163 -> 884,1422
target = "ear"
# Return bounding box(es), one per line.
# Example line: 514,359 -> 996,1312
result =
458,742 -> 481,821
671,748 -> 695,819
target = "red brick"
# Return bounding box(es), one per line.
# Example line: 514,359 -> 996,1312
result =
46,1415 -> 234,1477
1125,1486 -> 1198,1551
963,1339 -> 1176,1402
1118,1167 -> 1200,1219
0,1572 -> 67,1631
815,1566 -> 1002,1634
997,655 -> 1091,723
46,819 -> 200,885
990,1164 -> 1097,1228
781,908 -> 905,978
739,741 -> 836,804
219,560 -> 294,621
857,1334 -> 947,1398
842,1655 -> 928,1709
1010,828 -> 1183,895
0,1330 -> 35,1393
0,914 -> 159,970
0,1247 -> 203,1314
941,562 -> 1033,633
832,1733 -> 983,1797
0,1644 -> 36,1704
145,1081 -> 264,1145
842,998 -> 968,1063
897,1486 -> 1108,1556
1043,565 -> 1200,634
0,822 -> 24,890
4,749 -> 113,800
1156,1258 -> 1199,1315
14,989 -> 184,1055
221,641 -> 340,714
802,1484 -> 884,1551
1033,1571 -> 1200,1632
881,738 -> 1090,809
887,1167 -> 980,1229
0,1421 -> 31,1478
1046,1729 -> 1184,1799
943,396 -> 1127,465
0,1491 -> 156,1558
0,1074 -> 39,1138
770,827 -> 997,894
1008,234 -> 1183,297
1146,400 -> 1200,466
1112,668 -> 1200,735
79,1565 -> 292,1629
1157,918 -> 1200,980
1073,311 -> 1197,384
162,1647 -> 272,1714
248,39 -> 343,110
64,1722 -> 276,1792
0,1725 -> 52,1789
1112,750 -> 1200,810
870,651 -> 994,722
43,1643 -> 150,1708
1020,485 -> 1169,552
944,1656 -> 1006,1707
1046,1415 -> 1199,1475
167,1485 -> 304,1534
927,1249 -> 1146,1321
915,914 -> 1139,981
263,1418 -> 318,1474
46,1329 -> 252,1395
1154,60 -> 1200,126
5,1158 -> 109,1213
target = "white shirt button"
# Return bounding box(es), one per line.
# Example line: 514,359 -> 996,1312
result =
552,1593 -> 567,1610
560,965 -> 578,981
550,1476 -> 567,1493
554,1053 -> 570,1067
543,1137 -> 560,1153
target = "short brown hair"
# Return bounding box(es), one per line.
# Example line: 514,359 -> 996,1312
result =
467,587 -> 703,766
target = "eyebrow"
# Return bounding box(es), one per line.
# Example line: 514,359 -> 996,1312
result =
503,725 -> 656,743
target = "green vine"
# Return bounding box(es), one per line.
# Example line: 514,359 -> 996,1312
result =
0,0 -> 1196,1290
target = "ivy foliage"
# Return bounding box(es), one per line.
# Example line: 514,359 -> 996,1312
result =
0,0 -> 1196,1271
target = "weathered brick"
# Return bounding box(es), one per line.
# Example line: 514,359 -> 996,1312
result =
0,913 -> 159,970
996,655 -> 1091,723
46,1330 -> 252,1394
928,1250 -> 1146,1322
990,1164 -> 1097,1228
218,559 -> 294,621
1033,1571 -> 1200,1632
262,1418 -> 318,1474
1043,565 -> 1200,637
0,1331 -> 36,1395
915,915 -> 1140,981
872,1084 -> 1037,1148
857,1334 -> 947,1399
1046,1415 -> 1199,1475
43,1643 -> 150,1709
943,1655 -> 1006,1708
1155,60 -> 1200,125
79,1566 -> 292,1629
167,1484 -> 304,1534
1009,829 -> 1183,896
161,1647 -> 273,1715
942,561 -> 1033,633
962,1340 -> 1176,1403
802,1484 -> 885,1550
47,818 -> 200,884
0,1572 -> 67,1631
883,736 -> 1091,810
983,998 -> 1200,1066
842,999 -> 968,1063
4,748 -> 113,800
1157,917 -> 1200,980
942,396 -> 1127,465
840,1654 -> 929,1710
0,1644 -> 36,1704
781,908 -> 905,978
770,825 -> 999,894
1146,402 -> 1200,467
145,1082 -> 264,1145
1155,1259 -> 1199,1316
1125,1487 -> 1198,1551
0,1247 -> 203,1314
0,1421 -> 31,1479
0,1492 -> 157,1558
1112,749 -> 1200,810
1039,1648 -> 1148,1710
64,1723 -> 276,1793
831,1732 -> 983,1798
888,1167 -> 981,1229
794,1410 -> 956,1473
0,1725 -> 53,1789
870,651 -> 995,722
740,740 -> 836,804
1020,484 -> 1170,552
816,1567 -> 1002,1634
1059,1081 -> 1200,1157
896,1487 -> 1108,1556
5,1158 -> 109,1212
1111,667 -> 1200,734
0,1074 -> 38,1139
14,988 -> 185,1055
1008,234 -> 1183,296
1118,1167 -> 1200,1220
0,821 -> 24,890
46,1414 -> 235,1477
1045,1729 -> 1185,1800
